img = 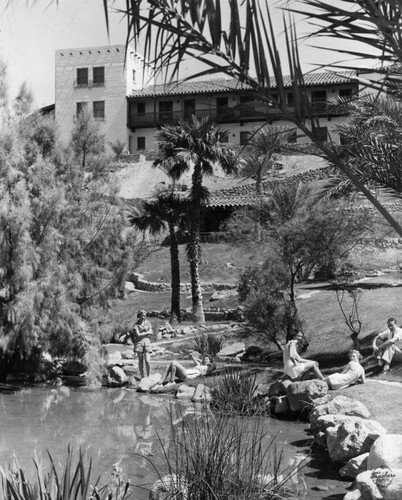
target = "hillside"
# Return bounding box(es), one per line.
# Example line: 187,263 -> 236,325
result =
112,154 -> 328,200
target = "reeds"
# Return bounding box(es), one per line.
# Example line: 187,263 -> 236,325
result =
192,332 -> 226,358
152,410 -> 304,500
0,447 -> 131,500
211,368 -> 269,416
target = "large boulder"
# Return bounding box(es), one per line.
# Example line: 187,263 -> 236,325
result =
311,414 -> 349,437
339,453 -> 369,480
176,384 -> 196,400
286,380 -> 329,413
326,417 -> 387,463
217,342 -> 245,357
310,395 -> 371,425
109,366 -> 128,385
354,468 -> 402,500
367,435 -> 402,470
137,374 -> 162,392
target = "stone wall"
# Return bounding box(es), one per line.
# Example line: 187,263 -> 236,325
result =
129,272 -> 238,293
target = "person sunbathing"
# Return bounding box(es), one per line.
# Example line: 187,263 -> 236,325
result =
324,349 -> 365,390
160,352 -> 216,384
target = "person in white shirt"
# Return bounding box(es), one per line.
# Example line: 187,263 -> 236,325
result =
373,317 -> 402,374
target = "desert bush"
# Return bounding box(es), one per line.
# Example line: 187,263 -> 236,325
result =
192,332 -> 226,357
154,411 -> 303,500
108,139 -> 126,159
210,368 -> 269,416
0,448 -> 131,500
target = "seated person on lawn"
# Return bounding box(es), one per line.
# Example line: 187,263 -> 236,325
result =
160,352 -> 216,384
373,317 -> 402,374
324,349 -> 365,390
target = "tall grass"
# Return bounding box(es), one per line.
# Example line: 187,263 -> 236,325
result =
152,411 -> 305,500
211,368 -> 269,416
192,332 -> 226,358
0,448 -> 131,500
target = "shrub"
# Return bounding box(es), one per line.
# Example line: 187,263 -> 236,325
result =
153,411 -> 304,500
211,368 -> 269,416
108,139 -> 126,159
192,332 -> 226,358
0,447 -> 131,500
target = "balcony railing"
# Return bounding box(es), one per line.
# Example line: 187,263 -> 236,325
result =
127,102 -> 338,129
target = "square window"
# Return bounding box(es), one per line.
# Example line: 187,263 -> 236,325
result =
339,88 -> 353,98
240,131 -> 251,145
219,132 -> 229,143
137,137 -> 146,150
76,102 -> 88,116
311,90 -> 327,102
93,66 -> 105,85
93,101 -> 105,119
312,125 -> 328,142
137,102 -> 146,115
287,93 -> 294,106
159,101 -> 173,121
76,68 -> 88,86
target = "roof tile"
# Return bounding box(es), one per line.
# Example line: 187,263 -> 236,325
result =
128,72 -> 356,98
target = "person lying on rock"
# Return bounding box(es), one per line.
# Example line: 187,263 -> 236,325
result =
372,317 -> 402,374
159,352 -> 216,385
324,349 -> 366,390
283,329 -> 325,381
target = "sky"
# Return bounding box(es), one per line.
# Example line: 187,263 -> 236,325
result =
0,0 -> 375,109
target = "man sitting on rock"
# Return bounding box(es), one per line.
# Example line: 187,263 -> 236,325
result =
373,317 -> 402,374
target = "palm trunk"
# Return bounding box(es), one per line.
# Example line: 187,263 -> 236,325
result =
189,163 -> 205,324
169,222 -> 181,323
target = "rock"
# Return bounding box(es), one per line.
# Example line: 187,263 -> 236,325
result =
150,474 -> 188,500
121,350 -> 134,360
268,379 -> 292,397
343,489 -> 363,500
150,382 -> 178,394
367,434 -> 402,470
217,342 -> 245,357
175,384 -> 196,400
210,289 -> 238,301
191,383 -> 212,403
326,417 -> 387,463
182,326 -> 196,335
137,374 -> 162,392
109,366 -> 128,385
272,395 -> 290,415
339,453 -> 369,480
124,281 -> 136,292
311,414 -> 348,437
286,380 -> 329,413
106,351 -> 123,366
242,345 -> 263,358
355,468 -> 402,500
310,395 -> 371,424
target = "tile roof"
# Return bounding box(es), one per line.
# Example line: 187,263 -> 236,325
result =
207,166 -> 334,208
128,72 -> 357,98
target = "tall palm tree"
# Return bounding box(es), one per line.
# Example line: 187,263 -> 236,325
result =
154,116 -> 237,323
128,192 -> 189,323
101,0 -> 402,237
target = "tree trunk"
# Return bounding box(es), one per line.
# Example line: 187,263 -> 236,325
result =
189,162 -> 205,324
169,223 -> 181,323
0,349 -> 14,383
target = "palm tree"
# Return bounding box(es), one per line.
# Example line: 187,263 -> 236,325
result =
320,94 -> 402,199
239,125 -> 290,196
154,116 -> 237,323
128,192 -> 189,323
101,0 -> 402,237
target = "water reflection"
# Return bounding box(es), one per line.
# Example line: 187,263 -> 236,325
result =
0,387 -> 345,499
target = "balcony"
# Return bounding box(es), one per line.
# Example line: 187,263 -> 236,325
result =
127,102 -> 338,130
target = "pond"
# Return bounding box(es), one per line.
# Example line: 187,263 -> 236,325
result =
0,387 -> 348,499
